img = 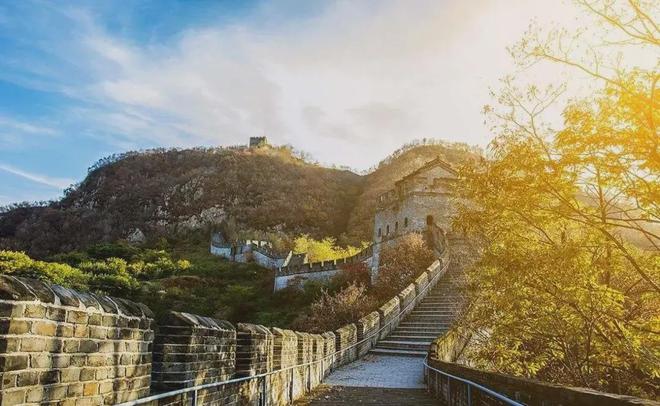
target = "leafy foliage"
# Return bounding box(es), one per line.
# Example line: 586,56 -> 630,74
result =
293,235 -> 365,262
454,0 -> 659,397
375,233 -> 435,299
0,251 -> 89,290
293,236 -> 434,332
293,282 -> 378,333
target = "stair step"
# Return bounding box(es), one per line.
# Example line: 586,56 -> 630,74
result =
368,348 -> 427,358
382,335 -> 435,342
397,324 -> 451,329
392,329 -> 446,334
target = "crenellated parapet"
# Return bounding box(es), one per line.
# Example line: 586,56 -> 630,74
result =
0,275 -> 154,405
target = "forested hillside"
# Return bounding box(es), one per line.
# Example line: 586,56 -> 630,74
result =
0,145 -> 363,257
0,140 -> 476,257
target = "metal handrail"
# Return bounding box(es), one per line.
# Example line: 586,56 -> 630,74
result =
117,254 -> 451,406
423,355 -> 525,406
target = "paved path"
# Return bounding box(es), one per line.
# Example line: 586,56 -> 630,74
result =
323,354 -> 425,388
294,386 -> 437,405
295,354 -> 438,405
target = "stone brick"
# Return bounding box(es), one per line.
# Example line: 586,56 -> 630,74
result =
39,370 -> 60,385
0,319 -> 30,334
30,353 -> 51,369
79,368 -> 96,381
83,382 -> 99,396
0,354 -> 29,371
46,307 -> 66,322
78,339 -> 98,353
67,382 -> 84,397
63,339 -> 79,353
25,387 -> 44,403
99,381 -> 114,394
0,302 -> 23,318
67,310 -> 89,324
17,371 -> 39,387
0,337 -> 21,352
87,354 -> 110,367
60,367 -> 81,383
2,372 -> 17,389
89,326 -> 107,339
24,304 -> 46,318
88,313 -> 102,325
56,324 -> 74,337
73,325 -> 89,338
42,384 -> 68,401
52,354 -> 71,368
32,320 -> 57,336
1,388 -> 26,405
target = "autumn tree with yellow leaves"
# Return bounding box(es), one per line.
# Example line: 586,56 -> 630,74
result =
453,0 -> 659,398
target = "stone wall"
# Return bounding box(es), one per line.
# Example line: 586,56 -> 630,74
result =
397,283 -> 416,318
356,312 -> 380,357
426,357 -> 659,406
377,297 -> 400,340
235,323 -> 273,404
151,311 -> 236,404
273,246 -> 374,291
320,332 -> 335,377
309,334 -> 325,388
0,232 -> 451,406
269,328 -> 297,405
373,192 -> 453,244
273,269 -> 341,292
413,271 -> 430,305
333,324 -> 357,368
0,275 -> 153,405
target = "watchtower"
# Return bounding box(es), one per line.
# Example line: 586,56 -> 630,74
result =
249,136 -> 268,148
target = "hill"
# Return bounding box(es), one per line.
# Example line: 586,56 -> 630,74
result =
0,140 -> 478,257
0,145 -> 363,257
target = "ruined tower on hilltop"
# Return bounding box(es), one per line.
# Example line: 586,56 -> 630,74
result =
249,136 -> 268,148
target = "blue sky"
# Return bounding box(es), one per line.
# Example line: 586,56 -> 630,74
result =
0,0 -> 583,205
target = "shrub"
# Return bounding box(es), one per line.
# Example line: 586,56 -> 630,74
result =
328,262 -> 372,293
0,250 -> 89,289
375,233 -> 435,298
294,282 -> 377,333
293,235 -> 363,262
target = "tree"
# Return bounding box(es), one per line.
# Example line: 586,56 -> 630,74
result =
293,234 -> 363,262
453,0 -> 659,397
293,282 -> 377,333
375,233 -> 435,299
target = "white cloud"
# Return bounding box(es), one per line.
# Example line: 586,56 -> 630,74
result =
2,0 -> 601,170
0,164 -> 73,189
0,116 -> 58,136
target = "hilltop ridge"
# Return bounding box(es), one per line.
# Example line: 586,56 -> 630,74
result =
0,140 -> 478,257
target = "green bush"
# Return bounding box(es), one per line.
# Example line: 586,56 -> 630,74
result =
0,250 -> 89,289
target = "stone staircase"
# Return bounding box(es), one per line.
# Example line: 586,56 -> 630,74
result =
370,269 -> 463,357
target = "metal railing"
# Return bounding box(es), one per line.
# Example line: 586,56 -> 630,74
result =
117,254 -> 451,406
423,356 -> 524,405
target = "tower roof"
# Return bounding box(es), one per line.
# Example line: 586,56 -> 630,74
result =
394,157 -> 458,186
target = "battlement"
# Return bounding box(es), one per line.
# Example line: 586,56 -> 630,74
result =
275,245 -> 373,277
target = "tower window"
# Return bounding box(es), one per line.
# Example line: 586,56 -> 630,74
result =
378,228 -> 382,237
395,221 -> 399,232
404,217 -> 409,227
386,225 -> 390,235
